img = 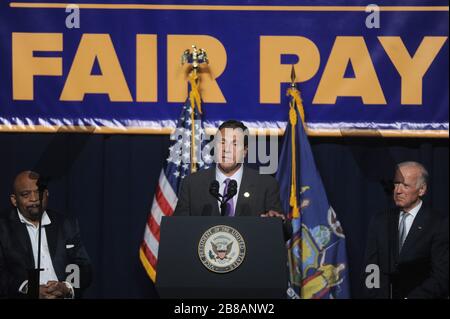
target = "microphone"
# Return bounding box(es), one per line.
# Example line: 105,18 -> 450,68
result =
210,179 -> 238,216
209,180 -> 221,201
224,179 -> 238,202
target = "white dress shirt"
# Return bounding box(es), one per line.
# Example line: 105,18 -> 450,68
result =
18,210 -> 59,285
399,200 -> 422,240
17,210 -> 74,298
216,164 -> 244,213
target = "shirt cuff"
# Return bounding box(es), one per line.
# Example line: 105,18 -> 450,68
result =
63,281 -> 75,299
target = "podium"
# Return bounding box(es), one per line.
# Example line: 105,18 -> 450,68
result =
155,216 -> 287,299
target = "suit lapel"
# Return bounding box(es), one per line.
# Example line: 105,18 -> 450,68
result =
390,209 -> 401,262
235,167 -> 255,216
207,167 -> 221,216
9,209 -> 35,268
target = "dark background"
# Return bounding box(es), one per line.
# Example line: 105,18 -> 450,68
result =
0,133 -> 448,298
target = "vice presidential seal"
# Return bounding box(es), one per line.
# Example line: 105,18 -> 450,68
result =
198,225 -> 246,273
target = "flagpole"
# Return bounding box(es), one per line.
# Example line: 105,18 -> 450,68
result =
182,45 -> 208,173
286,65 -> 301,295
287,65 -> 304,219
286,65 -> 309,298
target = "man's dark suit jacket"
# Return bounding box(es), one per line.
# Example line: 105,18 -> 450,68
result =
0,209 -> 92,298
174,166 -> 283,217
364,205 -> 449,299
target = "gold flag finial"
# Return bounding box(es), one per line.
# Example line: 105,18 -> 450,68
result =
180,44 -> 208,115
290,64 -> 297,87
181,45 -> 209,71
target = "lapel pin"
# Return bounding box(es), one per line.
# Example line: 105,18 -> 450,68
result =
244,192 -> 250,198
418,226 -> 423,230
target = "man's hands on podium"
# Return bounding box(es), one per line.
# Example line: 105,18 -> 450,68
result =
260,210 -> 286,221
260,210 -> 293,240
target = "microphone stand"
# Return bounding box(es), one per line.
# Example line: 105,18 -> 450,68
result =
382,179 -> 395,299
387,207 -> 393,299
28,178 -> 47,299
220,201 -> 227,217
220,195 -> 237,216
214,193 -> 229,216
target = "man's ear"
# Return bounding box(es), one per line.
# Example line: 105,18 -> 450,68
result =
419,184 -> 427,197
10,194 -> 17,208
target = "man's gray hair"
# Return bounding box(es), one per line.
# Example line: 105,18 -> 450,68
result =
397,161 -> 429,188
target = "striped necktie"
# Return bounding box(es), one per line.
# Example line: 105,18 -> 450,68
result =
398,211 -> 409,253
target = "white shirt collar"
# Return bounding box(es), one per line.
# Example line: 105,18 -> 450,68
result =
17,209 -> 51,228
216,164 -> 244,184
403,200 -> 422,218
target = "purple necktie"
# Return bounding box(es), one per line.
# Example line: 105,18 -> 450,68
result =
223,178 -> 235,217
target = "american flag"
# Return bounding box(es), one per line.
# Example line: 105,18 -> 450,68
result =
139,98 -> 211,282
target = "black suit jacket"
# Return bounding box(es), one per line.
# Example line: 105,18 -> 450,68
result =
363,205 -> 449,299
0,209 -> 92,298
174,166 -> 283,217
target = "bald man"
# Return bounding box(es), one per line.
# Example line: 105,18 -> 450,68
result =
0,171 -> 92,299
364,162 -> 449,299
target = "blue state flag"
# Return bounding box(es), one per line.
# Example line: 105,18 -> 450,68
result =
276,86 -> 351,299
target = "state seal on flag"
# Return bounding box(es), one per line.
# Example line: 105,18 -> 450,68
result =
198,225 -> 246,273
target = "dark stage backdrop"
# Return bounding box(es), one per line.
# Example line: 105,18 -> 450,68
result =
0,133 -> 448,298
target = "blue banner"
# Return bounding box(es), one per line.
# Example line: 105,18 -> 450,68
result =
1,0 -> 448,137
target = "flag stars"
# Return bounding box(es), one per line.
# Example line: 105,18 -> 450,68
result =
203,154 -> 212,163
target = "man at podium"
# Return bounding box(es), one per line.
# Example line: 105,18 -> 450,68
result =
174,120 -> 288,224
155,120 -> 292,298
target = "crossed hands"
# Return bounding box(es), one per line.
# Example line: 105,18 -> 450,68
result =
39,281 -> 71,299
